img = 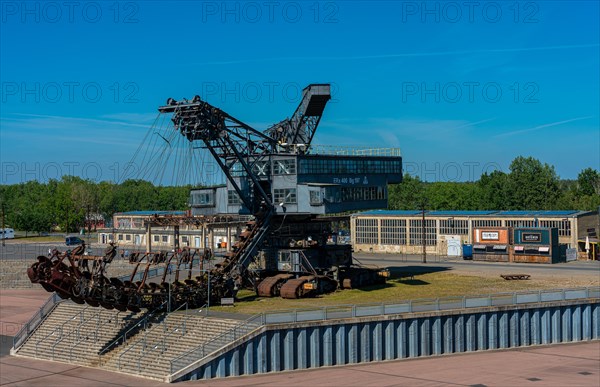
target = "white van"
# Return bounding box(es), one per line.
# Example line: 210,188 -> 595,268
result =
1,228 -> 15,239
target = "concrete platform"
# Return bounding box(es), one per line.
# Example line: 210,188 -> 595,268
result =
1,290 -> 599,386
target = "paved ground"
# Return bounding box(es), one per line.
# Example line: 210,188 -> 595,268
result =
1,289 -> 599,386
355,253 -> 600,281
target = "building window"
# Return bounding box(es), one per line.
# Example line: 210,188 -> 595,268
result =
118,234 -> 123,241
228,190 -> 242,205
153,235 -> 159,242
472,219 -> 502,228
440,219 -> 469,235
539,220 -> 571,236
191,191 -> 214,207
505,219 -> 536,228
273,159 -> 296,175
162,235 -> 168,243
231,162 -> 245,177
309,190 -> 322,205
409,219 -> 437,246
252,160 -> 270,176
182,236 -> 189,244
356,218 -> 378,244
125,234 -> 132,241
298,157 -> 402,175
118,219 -> 132,229
274,188 -> 297,204
381,219 -> 407,245
340,187 -> 386,202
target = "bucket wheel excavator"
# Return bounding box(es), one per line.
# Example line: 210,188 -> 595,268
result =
28,84 -> 396,309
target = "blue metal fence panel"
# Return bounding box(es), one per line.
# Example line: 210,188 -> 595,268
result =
175,300 -> 600,381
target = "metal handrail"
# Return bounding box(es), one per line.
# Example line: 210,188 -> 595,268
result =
51,306 -> 101,361
34,323 -> 63,358
12,266 -> 165,353
309,144 -> 402,157
34,302 -> 90,357
116,301 -> 168,370
170,312 -> 262,373
135,302 -> 190,373
118,327 -> 149,370
98,301 -> 166,363
13,293 -> 62,350
67,310 -> 102,361
169,286 -> 600,374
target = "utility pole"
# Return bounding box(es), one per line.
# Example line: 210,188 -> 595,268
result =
65,206 -> 69,236
1,202 -> 6,247
421,204 -> 426,263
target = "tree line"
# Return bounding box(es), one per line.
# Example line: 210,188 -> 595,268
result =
389,157 -> 600,211
0,177 -> 191,234
0,156 -> 598,234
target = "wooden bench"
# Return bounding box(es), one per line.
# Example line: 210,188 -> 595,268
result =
500,274 -> 531,280
220,297 -> 235,306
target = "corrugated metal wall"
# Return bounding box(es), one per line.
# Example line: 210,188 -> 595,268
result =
174,300 -> 599,381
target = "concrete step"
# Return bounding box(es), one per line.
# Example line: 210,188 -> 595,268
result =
18,303 -> 250,380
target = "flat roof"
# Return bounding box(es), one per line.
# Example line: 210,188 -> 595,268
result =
115,211 -> 186,216
354,210 -> 593,218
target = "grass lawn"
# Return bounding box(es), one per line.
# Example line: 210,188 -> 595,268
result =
11,236 -> 65,243
209,271 -> 590,315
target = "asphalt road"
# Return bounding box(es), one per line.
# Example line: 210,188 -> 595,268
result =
2,241 -> 599,280
355,252 -> 600,278
0,242 -> 105,260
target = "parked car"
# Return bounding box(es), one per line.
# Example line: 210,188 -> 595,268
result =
0,228 -> 15,239
65,236 -> 84,246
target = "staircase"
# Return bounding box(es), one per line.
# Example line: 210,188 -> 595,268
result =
14,300 -> 249,381
14,301 -> 146,364
100,311 -> 241,380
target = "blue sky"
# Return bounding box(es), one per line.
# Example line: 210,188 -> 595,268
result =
1,0 -> 598,185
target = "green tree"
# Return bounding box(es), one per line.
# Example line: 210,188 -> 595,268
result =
577,168 -> 600,196
388,174 -> 425,210
477,170 -> 509,210
505,156 -> 560,210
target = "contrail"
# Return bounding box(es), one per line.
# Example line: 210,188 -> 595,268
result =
495,116 -> 594,138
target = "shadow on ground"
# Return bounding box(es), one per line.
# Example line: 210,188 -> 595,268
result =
387,265 -> 451,278
383,266 -> 452,286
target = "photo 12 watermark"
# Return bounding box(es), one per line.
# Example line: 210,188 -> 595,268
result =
199,1 -> 339,24
404,161 -> 503,182
1,81 -> 140,104
0,161 -> 223,185
401,81 -> 539,104
198,81 -> 339,104
1,1 -> 140,24
400,1 -> 539,24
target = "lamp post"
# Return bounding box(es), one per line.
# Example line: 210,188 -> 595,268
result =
1,202 -> 6,247
207,267 -> 211,316
420,198 -> 428,264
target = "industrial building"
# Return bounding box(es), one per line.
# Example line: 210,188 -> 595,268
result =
351,210 -> 599,259
97,210 -> 249,251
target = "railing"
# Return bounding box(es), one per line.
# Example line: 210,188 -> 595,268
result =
51,306 -> 101,361
13,293 -> 62,350
12,264 -> 165,353
67,310 -> 104,362
34,322 -> 63,358
169,286 -> 600,374
116,301 -> 172,371
98,301 -> 167,365
170,313 -> 262,373
259,287 -> 600,324
130,266 -> 164,283
134,302 -> 191,372
309,145 -> 402,157
117,326 -> 149,370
